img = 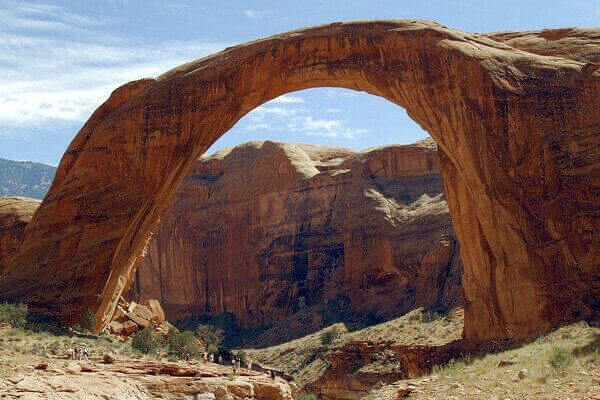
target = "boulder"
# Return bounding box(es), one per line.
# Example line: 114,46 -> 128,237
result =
126,304 -> 152,328
142,299 -> 165,324
107,298 -> 168,337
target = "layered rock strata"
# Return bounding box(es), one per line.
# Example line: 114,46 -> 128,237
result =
0,197 -> 40,274
128,140 -> 462,327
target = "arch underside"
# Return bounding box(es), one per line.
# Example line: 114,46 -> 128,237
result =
1,20 -> 600,344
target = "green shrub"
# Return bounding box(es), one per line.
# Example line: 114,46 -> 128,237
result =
434,358 -> 466,377
196,324 -> 224,353
73,309 -> 95,332
319,326 -> 341,347
0,303 -> 28,328
295,395 -> 319,400
167,330 -> 202,359
549,346 -> 573,370
131,327 -> 161,354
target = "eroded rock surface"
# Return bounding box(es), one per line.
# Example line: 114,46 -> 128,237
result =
127,140 -> 461,327
2,20 -> 599,345
0,358 -> 296,399
0,197 -> 40,274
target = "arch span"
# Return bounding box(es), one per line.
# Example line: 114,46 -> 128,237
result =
1,20 -> 600,343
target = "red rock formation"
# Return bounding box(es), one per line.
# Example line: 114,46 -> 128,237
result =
1,21 -> 599,345
127,140 -> 461,326
0,197 -> 40,274
307,339 -> 464,400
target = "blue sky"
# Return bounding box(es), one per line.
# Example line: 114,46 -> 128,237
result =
1,0 -> 598,165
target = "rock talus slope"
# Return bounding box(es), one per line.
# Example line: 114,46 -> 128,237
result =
127,140 -> 462,327
1,21 -> 599,345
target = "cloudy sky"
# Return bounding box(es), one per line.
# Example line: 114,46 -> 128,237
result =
1,0 -> 598,165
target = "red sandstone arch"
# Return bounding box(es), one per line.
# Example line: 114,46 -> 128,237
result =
1,20 -> 599,343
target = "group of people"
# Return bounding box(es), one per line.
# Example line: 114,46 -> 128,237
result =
67,346 -> 90,360
202,352 -> 244,370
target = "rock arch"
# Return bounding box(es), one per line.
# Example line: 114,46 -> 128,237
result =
1,20 -> 599,343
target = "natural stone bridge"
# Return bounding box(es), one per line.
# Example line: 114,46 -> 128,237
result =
1,20 -> 599,344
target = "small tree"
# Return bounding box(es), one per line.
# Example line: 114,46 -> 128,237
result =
196,324 -> 224,353
320,326 -> 341,348
167,330 -> 203,359
0,303 -> 28,328
131,327 -> 161,354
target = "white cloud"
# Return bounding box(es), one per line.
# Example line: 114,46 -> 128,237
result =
0,2 -> 227,132
244,9 -> 272,19
288,116 -> 367,139
324,108 -> 342,113
242,101 -> 367,139
0,1 -> 107,34
270,95 -> 304,104
243,8 -> 289,23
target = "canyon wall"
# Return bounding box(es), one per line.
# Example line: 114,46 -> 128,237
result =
127,140 -> 462,327
0,197 -> 41,275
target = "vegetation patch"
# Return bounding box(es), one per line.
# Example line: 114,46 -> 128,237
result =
0,302 -> 28,328
166,329 -> 202,359
548,346 -> 573,371
131,327 -> 161,354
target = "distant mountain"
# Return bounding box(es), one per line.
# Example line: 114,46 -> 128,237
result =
0,158 -> 57,200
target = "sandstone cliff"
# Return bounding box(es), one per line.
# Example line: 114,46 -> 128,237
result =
0,197 -> 41,275
127,140 -> 462,328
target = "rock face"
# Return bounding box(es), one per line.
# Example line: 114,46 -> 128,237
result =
0,197 -> 40,274
307,340 -> 462,400
2,21 -> 599,345
127,140 -> 461,326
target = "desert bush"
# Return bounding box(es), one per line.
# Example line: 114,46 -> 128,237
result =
319,326 -> 341,347
548,346 -> 573,370
73,309 -> 95,332
131,327 -> 161,354
0,303 -> 28,328
434,358 -> 466,377
421,308 -> 442,323
295,395 -> 318,400
196,324 -> 224,353
167,330 -> 202,359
